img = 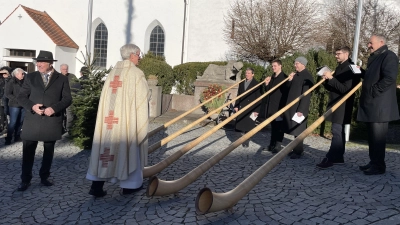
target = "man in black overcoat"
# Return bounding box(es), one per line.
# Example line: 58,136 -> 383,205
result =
263,59 -> 288,153
357,34 -> 399,175
234,68 -> 262,147
16,51 -> 72,191
316,46 -> 361,169
282,57 -> 314,159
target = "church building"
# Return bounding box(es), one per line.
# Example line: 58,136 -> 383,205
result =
0,0 -> 234,75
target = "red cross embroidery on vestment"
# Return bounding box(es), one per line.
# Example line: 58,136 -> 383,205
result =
110,75 -> 122,94
104,110 -> 119,130
99,147 -> 114,168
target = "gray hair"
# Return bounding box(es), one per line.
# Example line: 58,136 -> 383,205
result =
372,34 -> 387,44
12,68 -> 24,77
60,64 -> 69,69
120,44 -> 140,60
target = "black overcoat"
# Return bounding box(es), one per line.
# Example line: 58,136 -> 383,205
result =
17,70 -> 72,141
234,78 -> 262,132
5,77 -> 24,108
282,69 -> 314,136
357,45 -> 399,122
264,72 -> 288,118
324,59 -> 360,124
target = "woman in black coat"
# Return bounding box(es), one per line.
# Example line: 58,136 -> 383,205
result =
4,68 -> 25,144
282,57 -> 314,159
234,68 -> 262,147
0,66 -> 11,133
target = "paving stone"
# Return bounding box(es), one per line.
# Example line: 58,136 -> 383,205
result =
1,120 -> 400,224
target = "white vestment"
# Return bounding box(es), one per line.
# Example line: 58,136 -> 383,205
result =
86,60 -> 150,188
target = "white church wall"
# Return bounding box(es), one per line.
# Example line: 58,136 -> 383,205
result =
0,6 -> 55,68
55,46 -> 78,75
0,0 -> 234,72
185,0 -> 233,63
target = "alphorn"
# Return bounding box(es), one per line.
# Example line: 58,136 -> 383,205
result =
195,81 -> 362,214
144,79 -> 269,177
147,80 -> 265,154
146,77 -> 290,195
148,79 -> 245,137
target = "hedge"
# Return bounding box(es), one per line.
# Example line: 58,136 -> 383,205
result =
138,52 -> 174,94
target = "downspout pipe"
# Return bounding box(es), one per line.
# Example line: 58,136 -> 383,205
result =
181,0 -> 187,64
86,0 -> 94,55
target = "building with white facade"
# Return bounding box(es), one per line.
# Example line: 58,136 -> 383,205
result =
0,0 -> 234,75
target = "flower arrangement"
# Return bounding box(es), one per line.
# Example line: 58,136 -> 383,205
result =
200,84 -> 226,113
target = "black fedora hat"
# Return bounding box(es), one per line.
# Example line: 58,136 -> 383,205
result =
32,50 -> 58,62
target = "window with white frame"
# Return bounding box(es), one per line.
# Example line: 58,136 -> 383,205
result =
149,25 -> 165,56
93,23 -> 108,67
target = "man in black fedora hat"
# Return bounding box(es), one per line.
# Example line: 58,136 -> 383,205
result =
16,50 -> 72,191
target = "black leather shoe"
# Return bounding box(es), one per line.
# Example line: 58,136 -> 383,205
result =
363,167 -> 385,175
17,182 -> 31,191
290,151 -> 304,159
359,164 -> 371,171
41,179 -> 54,186
89,189 -> 107,197
122,185 -> 143,195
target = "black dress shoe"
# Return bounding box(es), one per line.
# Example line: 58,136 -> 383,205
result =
363,167 -> 385,175
17,182 -> 31,191
122,185 -> 143,195
89,189 -> 107,197
41,179 -> 54,186
359,164 -> 371,171
290,151 -> 304,159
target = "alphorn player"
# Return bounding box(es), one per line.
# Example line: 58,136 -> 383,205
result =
357,34 -> 399,175
282,56 -> 314,159
86,44 -> 151,197
316,46 -> 360,169
233,68 -> 262,148
263,59 -> 288,153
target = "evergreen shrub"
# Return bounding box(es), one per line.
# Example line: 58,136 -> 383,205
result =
70,54 -> 111,149
138,52 -> 174,94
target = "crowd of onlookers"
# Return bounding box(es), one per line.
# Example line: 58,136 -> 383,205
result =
0,66 -> 25,145
0,64 -> 87,146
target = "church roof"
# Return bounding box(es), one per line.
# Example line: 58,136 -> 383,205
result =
1,5 -> 79,49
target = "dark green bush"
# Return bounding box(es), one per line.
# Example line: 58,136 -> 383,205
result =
138,52 -> 174,94
70,54 -> 110,149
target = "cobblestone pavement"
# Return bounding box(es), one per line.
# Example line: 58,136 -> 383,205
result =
1,117 -> 400,224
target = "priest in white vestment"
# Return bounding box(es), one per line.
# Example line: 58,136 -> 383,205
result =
86,44 -> 151,197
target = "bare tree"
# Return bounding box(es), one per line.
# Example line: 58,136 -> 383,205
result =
224,0 -> 318,62
321,0 -> 400,63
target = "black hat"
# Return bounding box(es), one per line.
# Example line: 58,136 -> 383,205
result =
32,50 -> 57,62
80,66 -> 89,73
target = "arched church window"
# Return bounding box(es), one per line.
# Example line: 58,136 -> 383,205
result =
94,23 -> 108,67
149,25 -> 164,56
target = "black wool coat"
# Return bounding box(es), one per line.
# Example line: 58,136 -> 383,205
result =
17,70 -> 72,141
357,45 -> 399,122
324,59 -> 361,124
282,69 -> 314,136
264,72 -> 288,118
234,78 -> 262,132
5,77 -> 24,108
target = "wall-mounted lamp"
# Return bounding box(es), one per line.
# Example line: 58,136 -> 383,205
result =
18,14 -> 22,19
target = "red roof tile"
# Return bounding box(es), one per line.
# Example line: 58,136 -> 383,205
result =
20,5 -> 79,49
